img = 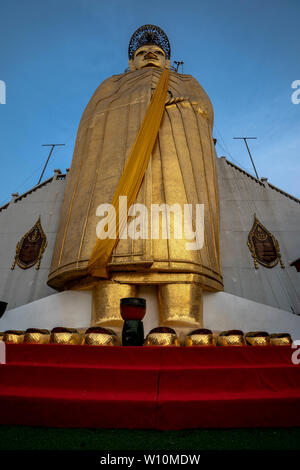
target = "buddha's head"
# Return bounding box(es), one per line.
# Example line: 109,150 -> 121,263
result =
130,45 -> 168,70
128,24 -> 171,71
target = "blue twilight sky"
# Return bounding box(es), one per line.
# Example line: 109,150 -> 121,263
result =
0,0 -> 299,206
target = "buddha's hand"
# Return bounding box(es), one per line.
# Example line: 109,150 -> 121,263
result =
165,96 -> 188,106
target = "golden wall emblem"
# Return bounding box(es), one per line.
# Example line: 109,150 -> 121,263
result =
247,215 -> 284,269
11,217 -> 47,270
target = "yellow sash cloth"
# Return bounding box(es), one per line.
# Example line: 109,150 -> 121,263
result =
88,68 -> 170,278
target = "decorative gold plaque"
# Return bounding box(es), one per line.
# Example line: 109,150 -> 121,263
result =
11,217 -> 47,270
247,215 -> 284,269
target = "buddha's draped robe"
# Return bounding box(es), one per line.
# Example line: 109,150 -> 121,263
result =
48,68 -> 223,292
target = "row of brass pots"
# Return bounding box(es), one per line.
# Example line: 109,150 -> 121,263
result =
145,328 -> 292,346
0,327 -> 120,346
187,329 -> 292,347
0,327 -> 292,347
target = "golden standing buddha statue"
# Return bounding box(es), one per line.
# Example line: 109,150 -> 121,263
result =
48,25 -> 223,330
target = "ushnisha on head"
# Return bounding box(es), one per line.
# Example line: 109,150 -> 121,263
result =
128,24 -> 171,71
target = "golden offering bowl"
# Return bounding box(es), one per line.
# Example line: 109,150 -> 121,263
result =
185,328 -> 215,347
84,327 -> 120,346
0,332 -> 4,342
50,327 -> 83,345
3,330 -> 25,344
217,330 -> 245,346
270,333 -> 292,346
144,327 -> 180,346
245,331 -> 270,346
24,328 -> 50,344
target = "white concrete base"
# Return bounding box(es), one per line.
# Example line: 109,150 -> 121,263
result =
1,287 -> 300,339
0,290 -> 92,332
203,291 -> 300,337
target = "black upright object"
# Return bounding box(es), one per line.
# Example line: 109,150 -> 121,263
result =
120,297 -> 146,346
122,320 -> 144,346
0,301 -> 7,319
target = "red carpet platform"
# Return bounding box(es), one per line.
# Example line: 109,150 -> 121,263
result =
0,344 -> 300,429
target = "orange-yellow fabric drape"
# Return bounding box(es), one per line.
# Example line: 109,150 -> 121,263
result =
88,67 -> 170,278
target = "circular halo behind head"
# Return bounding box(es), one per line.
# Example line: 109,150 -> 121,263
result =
128,24 -> 171,60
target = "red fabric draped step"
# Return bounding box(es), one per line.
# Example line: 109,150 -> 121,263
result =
0,344 -> 300,429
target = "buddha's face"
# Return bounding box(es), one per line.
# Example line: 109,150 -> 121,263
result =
130,45 -> 167,70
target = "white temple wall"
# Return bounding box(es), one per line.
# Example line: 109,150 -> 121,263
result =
0,172 -> 66,310
217,156 -> 300,314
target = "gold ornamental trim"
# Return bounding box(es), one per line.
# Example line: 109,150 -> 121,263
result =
247,214 -> 284,269
11,217 -> 47,270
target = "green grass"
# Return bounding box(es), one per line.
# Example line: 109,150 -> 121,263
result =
0,426 -> 300,450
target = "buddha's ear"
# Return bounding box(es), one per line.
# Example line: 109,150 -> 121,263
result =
128,59 -> 136,71
165,59 -> 170,69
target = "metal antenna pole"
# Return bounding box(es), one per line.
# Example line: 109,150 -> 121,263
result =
38,144 -> 65,185
174,61 -> 184,73
233,137 -> 259,179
